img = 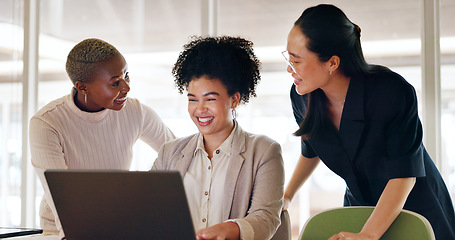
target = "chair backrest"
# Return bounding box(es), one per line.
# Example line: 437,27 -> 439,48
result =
270,210 -> 291,240
299,206 -> 435,240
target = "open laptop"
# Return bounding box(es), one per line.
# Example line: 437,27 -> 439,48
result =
44,170 -> 195,240
0,227 -> 42,238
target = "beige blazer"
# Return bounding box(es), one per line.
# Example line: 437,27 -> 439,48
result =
152,124 -> 284,240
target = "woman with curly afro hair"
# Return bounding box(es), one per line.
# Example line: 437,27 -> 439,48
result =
152,36 -> 285,240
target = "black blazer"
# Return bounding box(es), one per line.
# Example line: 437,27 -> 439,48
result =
290,69 -> 455,239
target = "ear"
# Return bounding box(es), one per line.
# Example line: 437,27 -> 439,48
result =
74,81 -> 88,94
231,92 -> 241,108
328,55 -> 341,73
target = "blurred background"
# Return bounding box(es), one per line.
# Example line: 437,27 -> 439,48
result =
0,0 -> 454,239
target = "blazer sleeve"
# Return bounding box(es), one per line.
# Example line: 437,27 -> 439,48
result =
234,140 -> 285,240
383,76 -> 426,179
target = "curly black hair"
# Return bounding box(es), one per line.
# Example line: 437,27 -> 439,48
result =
172,36 -> 261,104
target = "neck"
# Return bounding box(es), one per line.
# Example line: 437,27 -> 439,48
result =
202,122 -> 235,158
322,74 -> 351,106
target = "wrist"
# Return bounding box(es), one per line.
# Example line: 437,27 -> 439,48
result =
359,229 -> 380,240
283,193 -> 293,201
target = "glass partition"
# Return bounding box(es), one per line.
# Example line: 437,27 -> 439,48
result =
440,0 -> 455,203
0,0 -> 24,227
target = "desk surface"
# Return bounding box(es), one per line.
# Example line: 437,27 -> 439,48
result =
2,234 -> 59,240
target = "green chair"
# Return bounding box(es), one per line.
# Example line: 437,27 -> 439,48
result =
299,206 -> 435,240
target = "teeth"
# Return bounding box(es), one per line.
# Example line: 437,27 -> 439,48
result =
198,117 -> 213,123
116,97 -> 127,101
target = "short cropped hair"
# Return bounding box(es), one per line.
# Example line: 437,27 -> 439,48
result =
66,38 -> 120,84
172,36 -> 261,104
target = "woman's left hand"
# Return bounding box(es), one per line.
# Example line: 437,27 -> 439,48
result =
195,222 -> 240,240
328,232 -> 377,240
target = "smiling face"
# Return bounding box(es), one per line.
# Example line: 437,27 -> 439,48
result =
286,26 -> 332,95
187,75 -> 239,142
79,53 -> 130,112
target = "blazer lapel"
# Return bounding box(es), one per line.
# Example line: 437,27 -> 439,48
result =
175,134 -> 200,176
339,76 -> 365,161
311,127 -> 369,204
309,77 -> 368,204
222,125 -> 246,220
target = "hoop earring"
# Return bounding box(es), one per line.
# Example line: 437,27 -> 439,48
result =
85,93 -> 88,104
231,108 -> 237,120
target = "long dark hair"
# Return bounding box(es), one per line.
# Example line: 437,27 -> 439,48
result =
293,4 -> 385,139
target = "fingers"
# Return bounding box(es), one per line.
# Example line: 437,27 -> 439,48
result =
195,228 -> 225,240
328,232 -> 346,240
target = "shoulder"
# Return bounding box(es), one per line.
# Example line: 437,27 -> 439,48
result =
161,134 -> 196,153
121,97 -> 142,113
238,127 -> 282,154
362,68 -> 418,115
245,131 -> 278,146
31,95 -> 69,124
122,97 -> 162,119
365,67 -> 415,96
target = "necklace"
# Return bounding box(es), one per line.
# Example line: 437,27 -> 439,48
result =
330,99 -> 345,105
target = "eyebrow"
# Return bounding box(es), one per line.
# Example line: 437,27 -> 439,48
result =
109,71 -> 128,81
289,52 -> 301,58
187,92 -> 220,97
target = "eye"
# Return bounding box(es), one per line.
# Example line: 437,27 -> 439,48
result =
124,72 -> 130,82
207,98 -> 216,101
112,80 -> 120,87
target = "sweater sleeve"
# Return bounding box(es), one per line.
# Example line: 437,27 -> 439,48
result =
138,103 -> 176,151
29,116 -> 68,234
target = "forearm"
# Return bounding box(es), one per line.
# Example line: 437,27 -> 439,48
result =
284,155 -> 319,200
361,177 -> 416,239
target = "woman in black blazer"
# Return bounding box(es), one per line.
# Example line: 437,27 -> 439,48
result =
283,4 -> 455,240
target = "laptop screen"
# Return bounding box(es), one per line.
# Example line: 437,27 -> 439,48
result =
44,170 -> 195,240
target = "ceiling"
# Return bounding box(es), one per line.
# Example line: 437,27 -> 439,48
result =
0,0 -> 454,85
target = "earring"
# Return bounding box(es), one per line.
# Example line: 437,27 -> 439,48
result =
330,70 -> 332,75
85,93 -> 88,104
231,108 -> 237,120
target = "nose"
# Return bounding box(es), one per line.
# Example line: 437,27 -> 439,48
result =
196,101 -> 207,112
121,79 -> 130,93
287,64 -> 294,73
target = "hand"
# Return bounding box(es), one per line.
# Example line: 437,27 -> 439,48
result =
195,222 -> 240,240
282,196 -> 291,210
328,232 -> 377,240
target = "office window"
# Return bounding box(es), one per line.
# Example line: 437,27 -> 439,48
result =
440,0 -> 455,201
0,0 -> 24,227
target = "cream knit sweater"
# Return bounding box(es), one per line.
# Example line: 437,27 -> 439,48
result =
29,89 -> 175,234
